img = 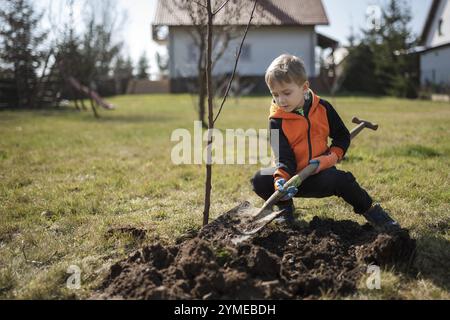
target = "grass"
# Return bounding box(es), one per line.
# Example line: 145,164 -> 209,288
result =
0,94 -> 449,299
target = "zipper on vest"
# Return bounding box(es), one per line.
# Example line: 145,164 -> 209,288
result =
303,94 -> 313,161
305,116 -> 312,161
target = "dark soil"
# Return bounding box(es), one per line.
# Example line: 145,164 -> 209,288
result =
94,202 -> 416,299
105,226 -> 147,241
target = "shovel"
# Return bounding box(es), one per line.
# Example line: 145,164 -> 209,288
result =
236,116 -> 379,236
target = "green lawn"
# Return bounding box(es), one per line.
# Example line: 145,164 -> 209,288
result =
0,94 -> 449,299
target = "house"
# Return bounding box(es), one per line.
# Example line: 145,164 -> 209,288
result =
152,0 -> 337,93
419,0 -> 450,90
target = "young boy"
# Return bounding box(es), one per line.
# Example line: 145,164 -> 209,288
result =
251,54 -> 400,232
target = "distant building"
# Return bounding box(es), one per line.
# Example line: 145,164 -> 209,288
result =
419,0 -> 450,90
152,0 -> 337,93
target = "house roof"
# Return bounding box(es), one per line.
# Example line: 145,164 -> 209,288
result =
152,0 -> 329,27
317,32 -> 338,49
420,0 -> 441,45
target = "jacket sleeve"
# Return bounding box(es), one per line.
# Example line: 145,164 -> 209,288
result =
321,99 -> 350,160
270,118 -> 297,180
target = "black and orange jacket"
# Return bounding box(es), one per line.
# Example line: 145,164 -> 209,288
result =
269,90 -> 350,181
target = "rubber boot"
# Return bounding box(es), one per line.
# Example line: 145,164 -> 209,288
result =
363,203 -> 400,233
273,200 -> 295,224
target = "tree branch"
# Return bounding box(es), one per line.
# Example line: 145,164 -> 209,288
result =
212,0 -> 231,15
192,0 -> 207,9
213,0 -> 258,125
211,31 -> 231,70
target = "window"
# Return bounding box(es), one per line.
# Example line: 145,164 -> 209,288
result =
154,26 -> 168,41
438,18 -> 443,36
188,43 -> 198,61
241,44 -> 251,61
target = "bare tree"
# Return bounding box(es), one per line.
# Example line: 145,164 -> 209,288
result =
47,0 -> 125,116
162,0 -> 253,128
203,0 -> 258,226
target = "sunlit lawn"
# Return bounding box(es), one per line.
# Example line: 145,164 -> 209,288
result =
0,94 -> 449,299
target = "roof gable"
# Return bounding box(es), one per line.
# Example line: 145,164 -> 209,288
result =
153,0 -> 329,26
421,0 -> 450,47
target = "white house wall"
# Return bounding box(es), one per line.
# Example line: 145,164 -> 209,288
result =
420,45 -> 450,85
169,26 -> 317,79
425,0 -> 450,48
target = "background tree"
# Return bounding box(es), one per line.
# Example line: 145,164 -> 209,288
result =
341,0 -> 419,98
78,0 -> 124,96
137,52 -> 150,80
44,0 -> 124,116
53,0 -> 85,110
341,39 -> 380,94
113,55 -> 134,94
0,0 -> 49,108
379,0 -> 419,98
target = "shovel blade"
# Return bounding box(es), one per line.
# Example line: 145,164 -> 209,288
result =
237,205 -> 273,219
240,209 -> 285,235
234,204 -> 285,236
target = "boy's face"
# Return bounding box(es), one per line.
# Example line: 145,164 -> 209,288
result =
269,80 -> 309,113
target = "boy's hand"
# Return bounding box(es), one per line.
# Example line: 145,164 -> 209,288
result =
274,178 -> 298,201
310,152 -> 338,174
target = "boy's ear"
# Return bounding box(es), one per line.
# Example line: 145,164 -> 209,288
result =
303,81 -> 310,91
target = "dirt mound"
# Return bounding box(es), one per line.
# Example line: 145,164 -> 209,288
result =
94,202 -> 416,299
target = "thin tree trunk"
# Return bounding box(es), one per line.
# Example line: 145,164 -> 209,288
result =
80,97 -> 88,110
198,68 -> 207,128
68,81 -> 81,111
202,0 -> 214,226
73,96 -> 81,111
197,39 -> 207,128
87,77 -> 99,118
202,0 -> 258,226
89,95 -> 99,118
30,50 -> 53,109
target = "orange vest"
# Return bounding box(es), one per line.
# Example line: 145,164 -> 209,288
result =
269,90 -> 350,181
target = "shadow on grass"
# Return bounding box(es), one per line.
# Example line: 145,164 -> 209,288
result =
1,106 -> 175,124
81,114 -> 174,124
0,106 -> 76,115
342,155 -> 365,163
413,235 -> 450,292
382,145 -> 442,158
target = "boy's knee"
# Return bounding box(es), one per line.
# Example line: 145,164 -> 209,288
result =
251,170 -> 267,190
250,169 -> 275,199
329,170 -> 357,191
342,171 -> 356,185
338,171 -> 356,186
251,168 -> 275,185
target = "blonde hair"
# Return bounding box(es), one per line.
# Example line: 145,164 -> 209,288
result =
265,54 -> 308,87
